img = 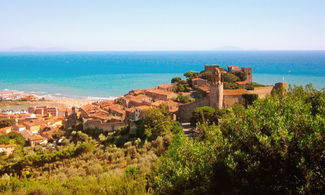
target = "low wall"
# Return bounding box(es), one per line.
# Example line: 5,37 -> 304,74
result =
223,95 -> 243,108
248,86 -> 273,98
176,97 -> 210,122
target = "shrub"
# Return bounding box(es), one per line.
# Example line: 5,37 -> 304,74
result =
87,163 -> 103,175
125,166 -> 138,179
0,119 -> 14,128
242,93 -> 258,106
184,71 -> 198,79
151,85 -> 325,194
233,71 -> 247,81
222,73 -> 240,83
190,106 -> 217,126
171,77 -> 182,83
175,95 -> 194,103
199,71 -> 213,82
223,82 -> 239,89
0,132 -> 26,146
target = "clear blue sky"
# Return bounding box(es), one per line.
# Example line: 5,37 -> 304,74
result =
0,0 -> 324,51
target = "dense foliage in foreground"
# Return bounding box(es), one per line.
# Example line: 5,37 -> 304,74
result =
150,85 -> 325,194
0,85 -> 324,194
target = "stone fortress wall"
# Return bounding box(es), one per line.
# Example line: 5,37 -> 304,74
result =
176,65 -> 286,122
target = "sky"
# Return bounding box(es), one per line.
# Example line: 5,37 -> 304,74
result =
0,0 -> 324,51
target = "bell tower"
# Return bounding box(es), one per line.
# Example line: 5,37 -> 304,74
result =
209,67 -> 223,110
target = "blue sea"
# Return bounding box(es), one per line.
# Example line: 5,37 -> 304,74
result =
0,51 -> 324,99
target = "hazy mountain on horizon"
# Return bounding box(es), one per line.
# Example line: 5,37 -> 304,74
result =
213,46 -> 260,51
214,46 -> 244,51
2,46 -> 70,52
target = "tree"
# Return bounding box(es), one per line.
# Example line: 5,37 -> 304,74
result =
137,107 -> 174,140
234,71 -> 247,81
222,73 -> 240,83
190,106 -> 217,126
223,82 -> 239,89
199,71 -> 213,82
242,93 -> 258,106
175,95 -> 194,103
184,71 -> 198,79
176,83 -> 190,92
0,132 -> 25,146
0,119 -> 14,128
171,77 -> 182,83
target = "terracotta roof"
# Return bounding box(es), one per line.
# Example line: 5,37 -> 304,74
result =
151,100 -> 166,107
89,111 -> 110,120
125,107 -> 135,112
145,88 -> 176,96
109,104 -> 126,114
128,89 -> 146,95
30,135 -> 47,141
236,81 -> 246,85
97,100 -> 114,107
158,84 -> 176,89
192,78 -> 206,81
19,130 -> 33,140
135,105 -> 151,110
197,85 -> 210,93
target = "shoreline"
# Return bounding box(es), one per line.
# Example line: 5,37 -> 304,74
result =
0,96 -> 96,111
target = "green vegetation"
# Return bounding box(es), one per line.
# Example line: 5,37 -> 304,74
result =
0,119 -> 15,128
176,83 -> 191,92
0,143 -> 95,176
1,85 -> 325,194
175,95 -> 194,103
252,82 -> 265,87
150,85 -> 325,194
242,93 -> 258,106
171,77 -> 181,83
222,73 -> 240,83
136,107 -> 181,140
233,71 -> 247,81
190,106 -> 218,126
183,71 -> 198,79
0,107 -> 179,194
199,70 -> 213,81
245,83 -> 254,90
223,81 -> 239,89
0,132 -> 25,146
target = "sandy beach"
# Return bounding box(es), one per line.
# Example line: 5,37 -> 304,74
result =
0,96 -> 94,111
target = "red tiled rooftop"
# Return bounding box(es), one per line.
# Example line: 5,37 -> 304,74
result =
197,85 -> 210,93
158,84 -> 176,89
135,105 -> 151,110
192,78 -> 206,81
97,100 -> 114,107
236,81 -> 246,85
145,88 -> 176,96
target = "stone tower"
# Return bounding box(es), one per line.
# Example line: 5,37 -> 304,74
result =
209,67 -> 223,110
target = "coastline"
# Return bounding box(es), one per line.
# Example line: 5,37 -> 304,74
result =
0,96 -> 95,111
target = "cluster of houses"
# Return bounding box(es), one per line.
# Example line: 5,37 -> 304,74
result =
76,85 -> 182,132
0,106 -> 70,155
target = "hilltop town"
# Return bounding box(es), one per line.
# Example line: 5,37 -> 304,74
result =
0,64 -> 286,155
65,64 -> 286,133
